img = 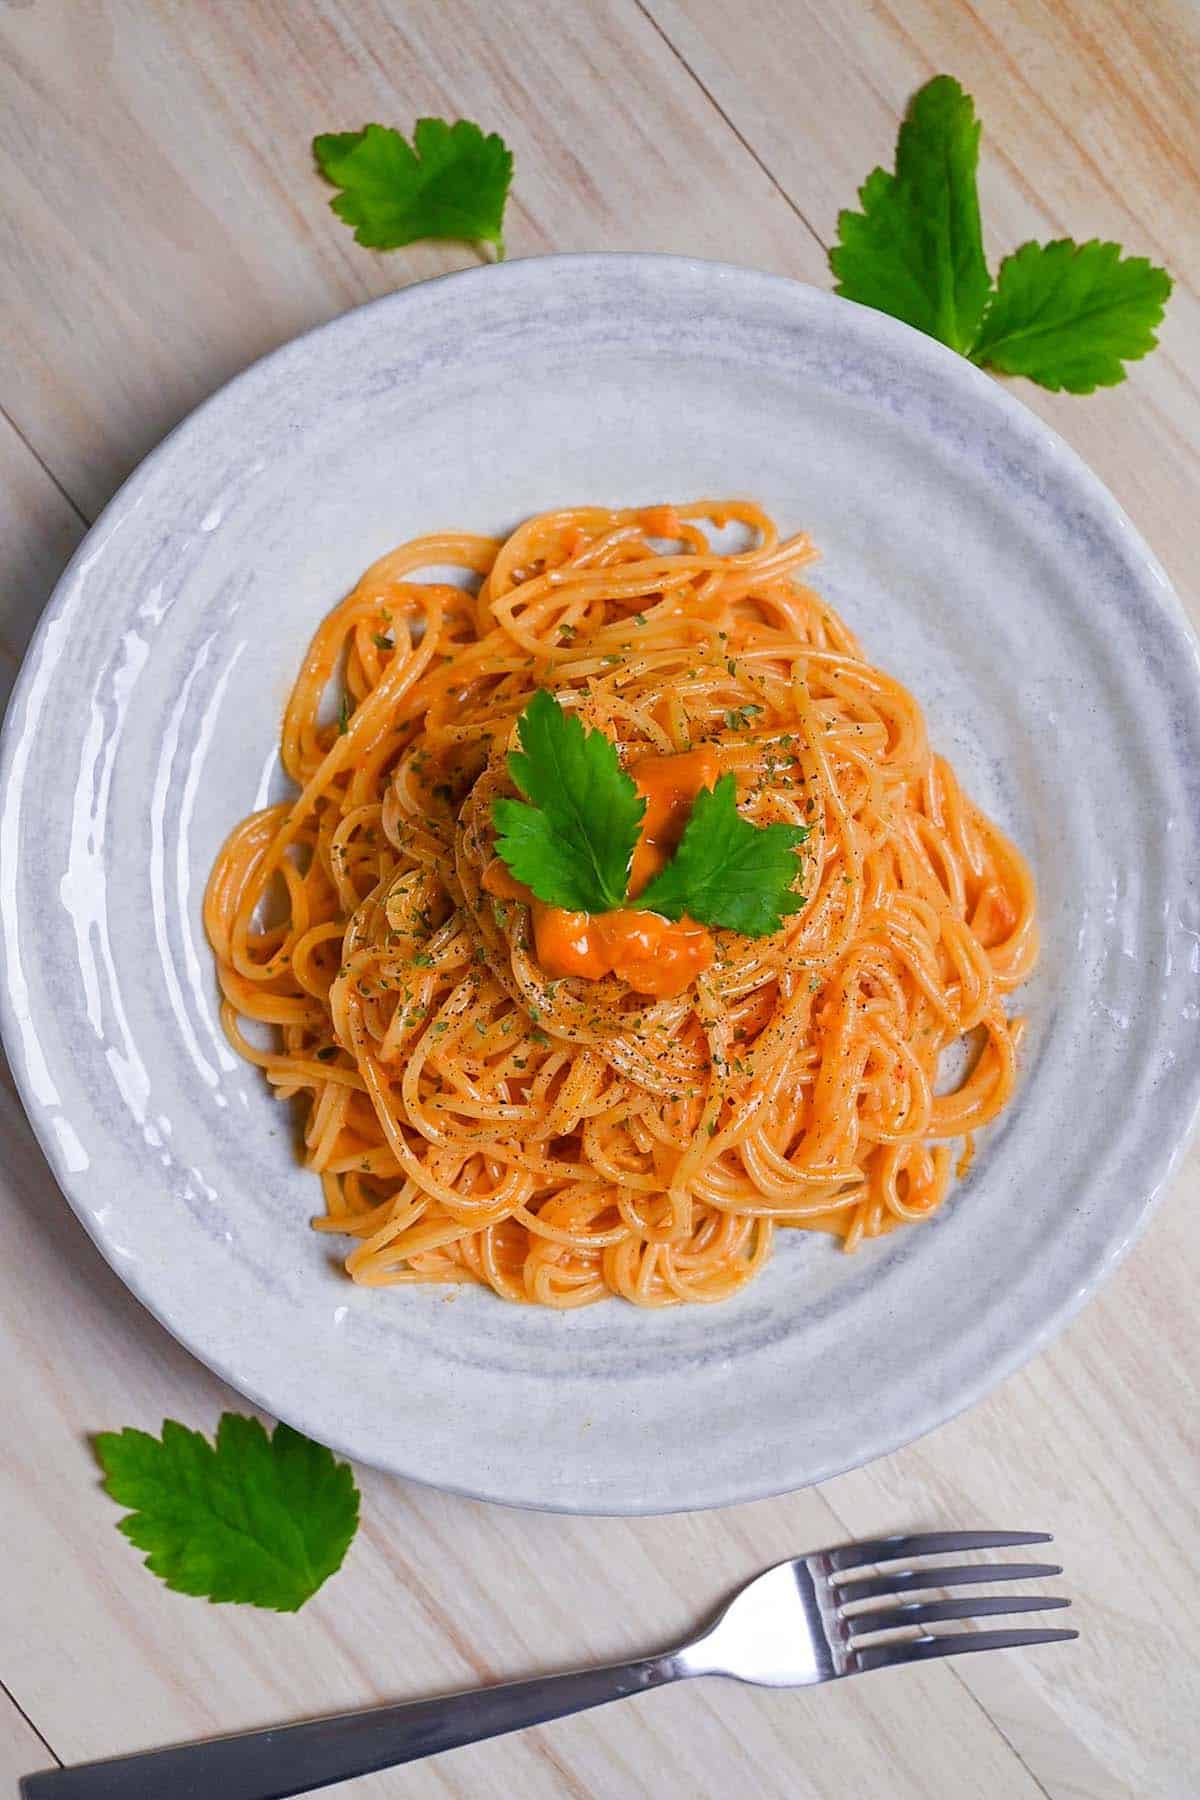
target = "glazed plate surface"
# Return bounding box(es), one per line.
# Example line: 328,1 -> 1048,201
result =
3,255 -> 1198,1511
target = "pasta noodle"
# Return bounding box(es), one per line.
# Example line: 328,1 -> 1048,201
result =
205,502 -> 1037,1307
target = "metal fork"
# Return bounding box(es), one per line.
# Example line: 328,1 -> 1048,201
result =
21,1530 -> 1074,1799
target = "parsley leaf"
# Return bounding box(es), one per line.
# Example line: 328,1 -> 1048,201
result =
493,690 -> 645,912
830,75 -> 990,355
636,774 -> 808,938
313,118 -> 513,257
94,1414 -> 359,1612
829,75 -> 1171,391
969,240 -> 1172,393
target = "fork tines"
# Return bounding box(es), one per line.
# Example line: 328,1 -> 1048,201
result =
826,1528 -> 1077,1666
828,1528 -> 1054,1570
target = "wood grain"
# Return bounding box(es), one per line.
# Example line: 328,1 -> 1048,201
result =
641,0 -> 1200,613
1,2 -> 1198,1796
0,0 -> 827,519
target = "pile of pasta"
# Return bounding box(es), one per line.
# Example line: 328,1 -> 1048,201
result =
206,502 -> 1036,1307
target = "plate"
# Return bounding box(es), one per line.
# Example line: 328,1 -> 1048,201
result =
3,255 -> 1199,1514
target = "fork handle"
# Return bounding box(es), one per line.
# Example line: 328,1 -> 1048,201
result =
21,1655 -> 687,1799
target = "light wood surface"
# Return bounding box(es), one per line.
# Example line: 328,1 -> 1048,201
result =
1,4 -> 1197,1795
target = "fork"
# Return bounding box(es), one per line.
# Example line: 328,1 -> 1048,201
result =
21,1529 -> 1074,1799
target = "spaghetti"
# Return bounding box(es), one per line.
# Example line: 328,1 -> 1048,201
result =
205,502 -> 1037,1307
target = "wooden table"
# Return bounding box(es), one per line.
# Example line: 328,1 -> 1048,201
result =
2,4 -> 1197,1795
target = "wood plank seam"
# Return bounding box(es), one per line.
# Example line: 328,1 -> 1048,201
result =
0,1677 -> 60,1778
631,0 -> 830,256
0,403 -> 91,530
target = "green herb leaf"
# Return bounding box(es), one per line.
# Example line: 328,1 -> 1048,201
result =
829,75 -> 1171,392
313,119 -> 513,256
337,694 -> 351,735
94,1415 -> 359,1612
636,774 -> 807,938
969,239 -> 1172,393
493,690 -> 645,912
830,75 -> 991,354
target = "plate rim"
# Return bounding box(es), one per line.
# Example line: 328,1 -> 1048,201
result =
3,250 -> 1200,1514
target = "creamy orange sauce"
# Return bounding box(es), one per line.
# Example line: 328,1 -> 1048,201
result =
481,859 -> 533,902
970,883 -> 1017,949
533,904 -> 714,995
637,504 -> 683,539
628,746 -> 721,895
484,746 -> 722,997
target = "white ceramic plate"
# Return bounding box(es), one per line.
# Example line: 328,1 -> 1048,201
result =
3,255 -> 1199,1513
